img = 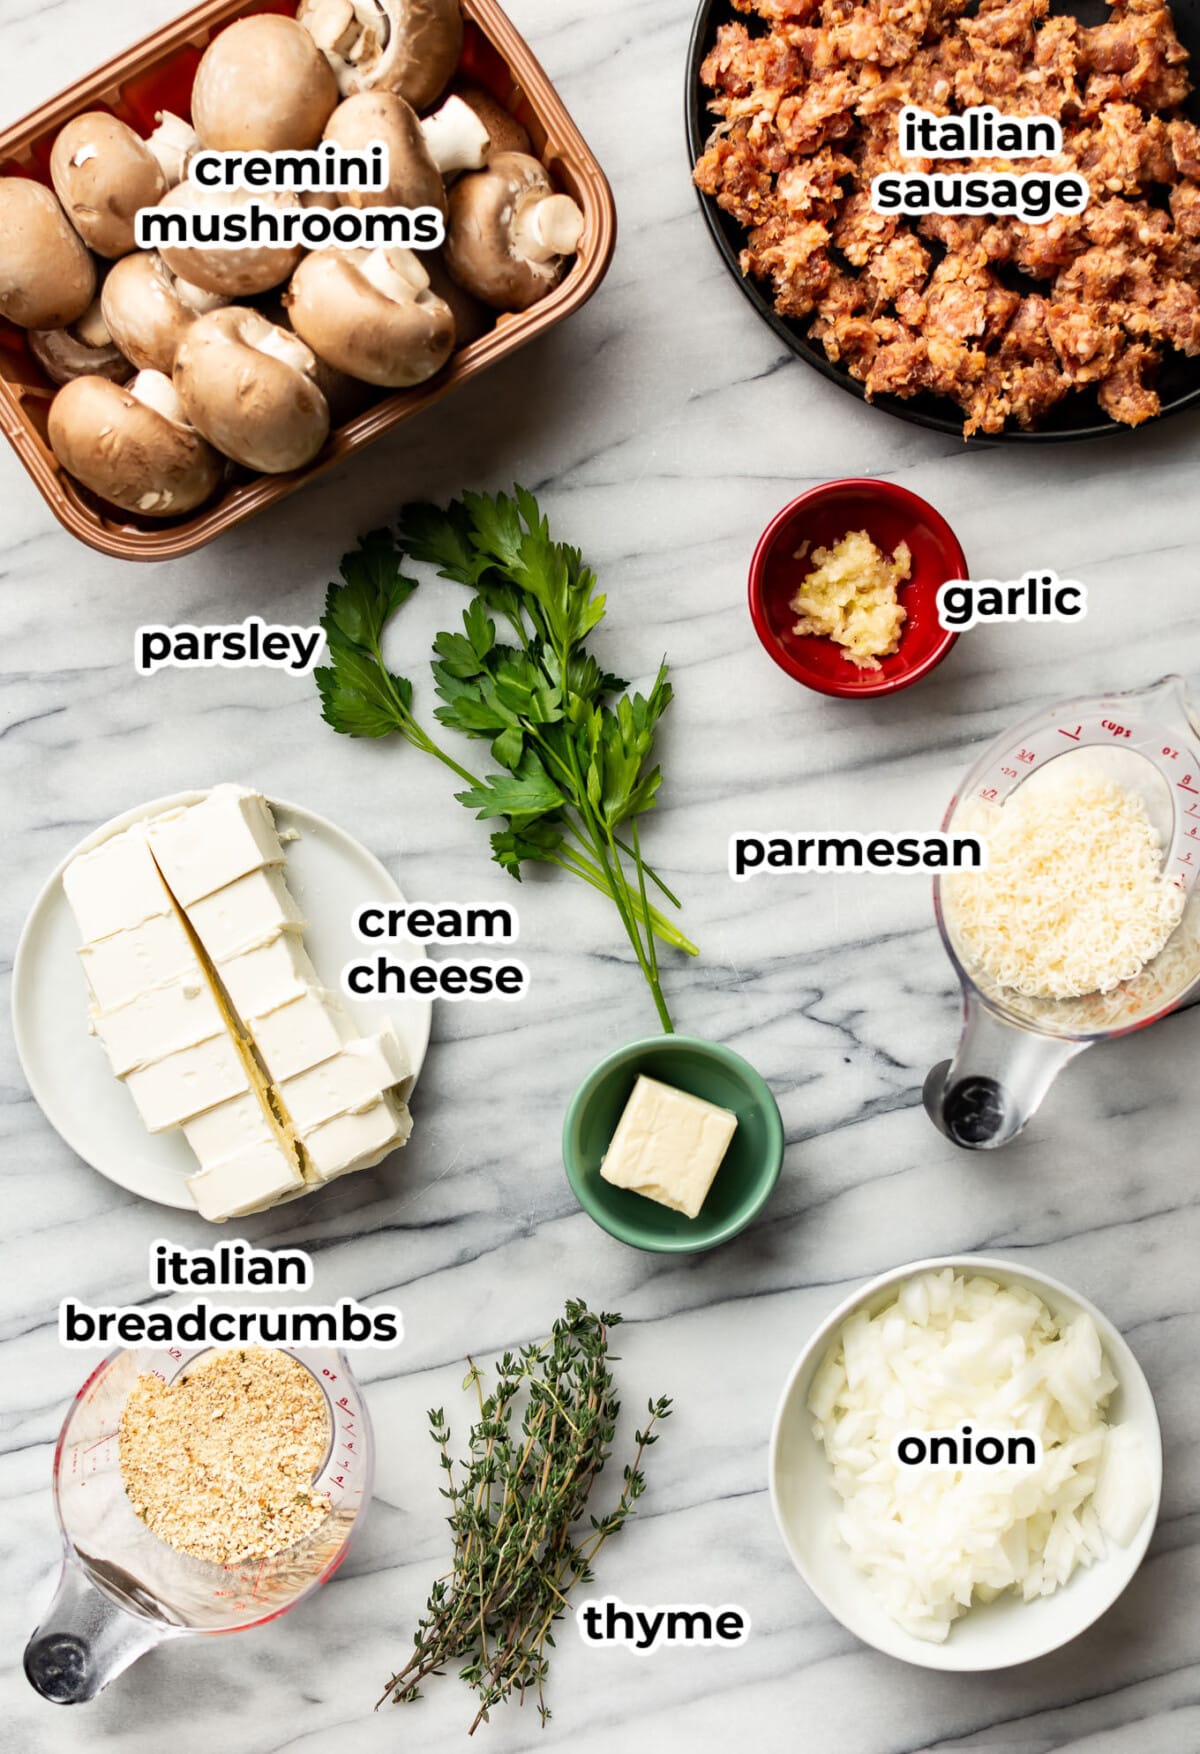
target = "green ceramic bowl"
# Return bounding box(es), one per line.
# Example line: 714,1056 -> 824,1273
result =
563,1035 -> 785,1253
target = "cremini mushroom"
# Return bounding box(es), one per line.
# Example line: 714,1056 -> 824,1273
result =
146,111 -> 200,187
453,85 -> 531,158
30,298 -> 131,385
101,249 -> 228,375
423,249 -> 491,347
48,369 -> 223,516
0,178 -> 96,329
49,113 -> 166,258
445,152 -> 584,311
298,0 -> 462,111
260,292 -> 378,425
286,246 -> 455,386
174,306 -> 331,472
191,15 -> 339,152
322,90 -> 487,211
154,183 -> 303,297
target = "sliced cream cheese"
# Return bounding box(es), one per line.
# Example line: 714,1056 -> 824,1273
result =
145,784 -> 285,906
63,828 -> 173,943
302,1090 -> 412,1183
280,1025 -> 411,1130
90,974 -> 225,1077
124,1032 -> 253,1133
219,931 -> 320,1019
186,866 -> 306,961
187,1136 -> 306,1221
248,986 -> 357,1081
79,909 -> 198,1010
599,1074 -> 738,1220
182,1088 -> 277,1166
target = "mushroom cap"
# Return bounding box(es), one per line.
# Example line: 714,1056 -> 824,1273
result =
30,299 -> 132,385
155,183 -> 304,297
48,371 -> 223,516
286,246 -> 455,387
49,112 -> 166,258
445,151 -> 565,312
322,92 -> 444,213
422,248 -> 491,348
100,249 -> 226,374
453,85 -> 532,158
191,15 -> 339,151
0,178 -> 96,330
298,0 -> 462,112
174,305 -> 331,472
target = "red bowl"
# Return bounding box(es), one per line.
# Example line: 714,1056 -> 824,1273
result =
748,480 -> 966,699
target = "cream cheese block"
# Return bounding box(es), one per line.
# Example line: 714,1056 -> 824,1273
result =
124,1033 -> 253,1133
62,827 -> 173,943
246,986 -> 358,1081
90,974 -> 226,1077
302,1090 -> 413,1183
79,910 -> 197,1011
182,1089 -> 277,1163
146,785 -> 285,906
187,1137 -> 306,1222
600,1075 -> 738,1220
280,1026 -> 411,1130
187,867 -> 305,961
219,932 -> 320,1019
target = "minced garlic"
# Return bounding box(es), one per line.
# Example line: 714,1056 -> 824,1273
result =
790,529 -> 911,669
119,1347 -> 332,1565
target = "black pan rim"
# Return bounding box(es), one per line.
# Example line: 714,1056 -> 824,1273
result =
684,0 -> 1200,445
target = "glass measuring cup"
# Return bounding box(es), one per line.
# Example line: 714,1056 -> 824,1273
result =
925,675 -> 1200,1149
25,1344 -> 373,1703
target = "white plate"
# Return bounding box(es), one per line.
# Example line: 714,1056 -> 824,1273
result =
769,1254 -> 1163,1671
13,791 -> 432,1212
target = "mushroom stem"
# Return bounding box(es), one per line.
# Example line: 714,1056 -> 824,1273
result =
421,96 -> 490,176
74,300 -> 113,349
359,246 -> 428,299
147,111 -> 200,186
129,369 -> 189,426
171,273 -> 229,316
512,193 -> 585,262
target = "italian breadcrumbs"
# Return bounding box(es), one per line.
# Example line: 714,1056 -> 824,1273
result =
119,1347 -> 332,1565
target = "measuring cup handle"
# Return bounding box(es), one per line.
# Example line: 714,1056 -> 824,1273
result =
25,1552 -> 173,1704
925,999 -> 1087,1150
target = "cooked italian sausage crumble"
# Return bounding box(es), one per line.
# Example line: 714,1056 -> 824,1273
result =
694,0 -> 1200,434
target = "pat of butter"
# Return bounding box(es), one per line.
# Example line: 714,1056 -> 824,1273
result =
280,1026 -> 411,1129
600,1075 -> 737,1220
63,829 -> 172,944
146,786 -> 284,906
249,986 -> 357,1081
302,1090 -> 412,1183
124,1033 -> 252,1133
91,975 -> 225,1077
187,1137 -> 305,1221
183,1089 -> 277,1166
187,866 -> 305,961
79,910 -> 198,1011
219,931 -> 320,1020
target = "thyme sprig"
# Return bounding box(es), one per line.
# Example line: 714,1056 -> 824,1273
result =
377,1300 -> 671,1733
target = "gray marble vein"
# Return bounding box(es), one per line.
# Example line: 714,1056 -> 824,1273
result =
2,0 -> 1199,1749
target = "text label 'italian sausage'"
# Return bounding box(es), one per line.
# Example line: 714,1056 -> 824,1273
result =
730,833 -> 985,881
137,617 -> 326,675
938,571 -> 1087,632
576,1596 -> 750,1653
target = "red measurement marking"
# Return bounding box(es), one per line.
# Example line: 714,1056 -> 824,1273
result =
1188,826 -> 1200,840
980,786 -> 999,802
250,1559 -> 269,1602
1179,774 -> 1200,794
1059,726 -> 1082,740
1188,803 -> 1200,817
336,1397 -> 352,1411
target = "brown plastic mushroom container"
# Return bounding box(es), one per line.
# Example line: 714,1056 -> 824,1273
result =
0,0 -> 616,561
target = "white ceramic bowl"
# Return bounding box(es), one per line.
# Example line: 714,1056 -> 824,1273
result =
769,1255 -> 1163,1671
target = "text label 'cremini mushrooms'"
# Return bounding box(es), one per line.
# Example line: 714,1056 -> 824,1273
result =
0,178 -> 96,330
287,245 -> 455,385
191,15 -> 340,152
298,0 -> 462,112
153,184 -> 305,297
48,370 -> 224,516
446,151 -> 584,311
174,306 -> 330,472
49,113 -> 167,259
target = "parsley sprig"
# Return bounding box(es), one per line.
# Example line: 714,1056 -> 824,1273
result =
316,488 -> 697,1031
377,1301 -> 671,1733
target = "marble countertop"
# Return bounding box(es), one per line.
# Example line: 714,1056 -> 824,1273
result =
3,0 -> 1200,1749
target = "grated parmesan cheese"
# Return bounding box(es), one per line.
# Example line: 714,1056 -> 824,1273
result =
944,769 -> 1186,1002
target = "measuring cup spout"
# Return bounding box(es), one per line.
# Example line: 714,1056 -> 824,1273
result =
24,1551 -> 178,1704
924,996 -> 1086,1150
